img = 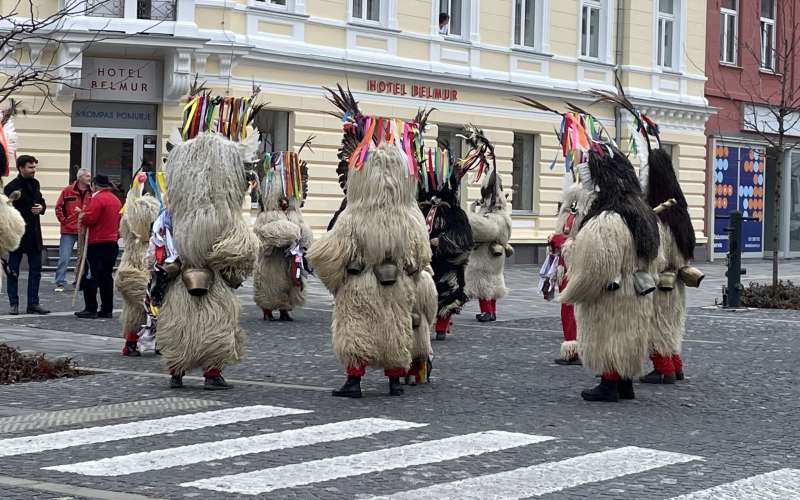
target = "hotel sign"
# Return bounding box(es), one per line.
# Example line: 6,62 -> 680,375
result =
81,57 -> 163,103
367,79 -> 459,101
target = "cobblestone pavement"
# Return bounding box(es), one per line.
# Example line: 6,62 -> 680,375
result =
0,261 -> 798,499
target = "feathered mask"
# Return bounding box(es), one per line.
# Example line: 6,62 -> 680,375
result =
121,171 -> 167,214
515,97 -> 615,193
166,79 -> 263,164
324,84 -> 431,180
260,136 -> 313,204
590,75 -> 661,191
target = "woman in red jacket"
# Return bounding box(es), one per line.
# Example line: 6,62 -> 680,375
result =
75,175 -> 122,319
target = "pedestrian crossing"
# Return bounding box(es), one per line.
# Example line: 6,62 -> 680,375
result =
1,400 -> 798,499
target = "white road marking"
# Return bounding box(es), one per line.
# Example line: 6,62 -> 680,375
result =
668,469 -> 800,499
180,430 -> 554,495
366,446 -> 702,500
689,314 -> 800,325
45,418 -> 427,476
0,405 -> 310,458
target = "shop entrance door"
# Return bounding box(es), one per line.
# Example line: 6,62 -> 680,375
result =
72,130 -> 158,203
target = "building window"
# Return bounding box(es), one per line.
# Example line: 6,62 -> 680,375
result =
88,0 -> 177,20
513,0 -> 538,49
720,0 -> 738,64
657,0 -> 677,69
580,0 -> 601,59
512,133 -> 535,212
439,0 -> 463,38
136,0 -> 176,20
760,0 -> 776,71
352,0 -> 381,22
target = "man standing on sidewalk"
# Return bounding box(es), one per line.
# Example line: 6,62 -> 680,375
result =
75,175 -> 121,319
4,155 -> 49,315
53,168 -> 91,292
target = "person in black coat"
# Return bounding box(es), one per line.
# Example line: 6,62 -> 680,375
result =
4,155 -> 49,315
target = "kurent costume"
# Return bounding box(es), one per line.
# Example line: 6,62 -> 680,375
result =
531,100 -> 662,402
595,94 -> 705,385
155,91 -> 259,390
309,86 -> 434,397
0,107 -> 25,263
541,182 -> 593,365
252,139 -> 313,322
418,146 -> 474,341
462,128 -> 513,323
117,174 -> 163,356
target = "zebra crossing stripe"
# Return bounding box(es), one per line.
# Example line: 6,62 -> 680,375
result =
180,430 -> 554,495
366,446 -> 702,500
0,405 -> 310,458
668,469 -> 800,499
45,418 -> 427,476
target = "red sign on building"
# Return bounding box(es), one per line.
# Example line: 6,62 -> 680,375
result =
367,79 -> 459,101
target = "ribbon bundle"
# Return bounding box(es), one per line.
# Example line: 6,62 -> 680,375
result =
121,171 -> 167,214
421,147 -> 451,193
181,94 -> 256,142
553,112 -> 612,177
344,114 -> 424,177
263,151 -> 304,200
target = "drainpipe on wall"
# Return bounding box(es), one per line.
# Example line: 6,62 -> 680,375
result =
614,0 -> 625,145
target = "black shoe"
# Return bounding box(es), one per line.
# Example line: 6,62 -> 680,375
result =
204,375 -> 232,390
122,341 -> 141,357
476,312 -> 496,323
388,376 -> 404,396
263,309 -> 274,321
278,310 -> 294,322
581,378 -> 620,402
26,305 -> 50,315
98,311 -> 113,319
640,370 -> 676,384
555,357 -> 582,366
434,331 -> 447,341
8,305 -> 18,315
170,373 -> 184,389
74,310 -> 98,319
618,379 -> 635,400
332,376 -> 362,398
675,370 -> 685,381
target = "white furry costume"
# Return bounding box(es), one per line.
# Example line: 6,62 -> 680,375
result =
550,182 -> 593,362
116,195 -> 161,350
253,156 -> 313,318
309,144 -> 432,372
558,150 -> 661,382
465,170 -> 512,315
0,192 -> 25,255
157,133 -> 258,374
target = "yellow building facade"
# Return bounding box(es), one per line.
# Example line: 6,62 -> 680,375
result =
3,0 -> 710,262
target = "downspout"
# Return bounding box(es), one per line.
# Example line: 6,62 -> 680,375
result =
614,0 -> 625,144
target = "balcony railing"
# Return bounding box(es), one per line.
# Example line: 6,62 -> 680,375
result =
87,0 -> 176,21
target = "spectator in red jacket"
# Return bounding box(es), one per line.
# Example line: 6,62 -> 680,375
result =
75,175 -> 122,319
54,168 -> 91,291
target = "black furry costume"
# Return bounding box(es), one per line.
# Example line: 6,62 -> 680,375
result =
418,162 -> 474,330
646,149 -> 694,260
581,147 -> 660,262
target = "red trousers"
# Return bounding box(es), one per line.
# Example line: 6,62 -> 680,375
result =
169,367 -> 222,377
651,353 -> 684,375
435,315 -> 452,334
561,304 -> 576,342
478,299 -> 496,314
346,361 -> 406,378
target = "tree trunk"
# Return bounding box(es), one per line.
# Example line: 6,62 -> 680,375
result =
772,151 -> 782,290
